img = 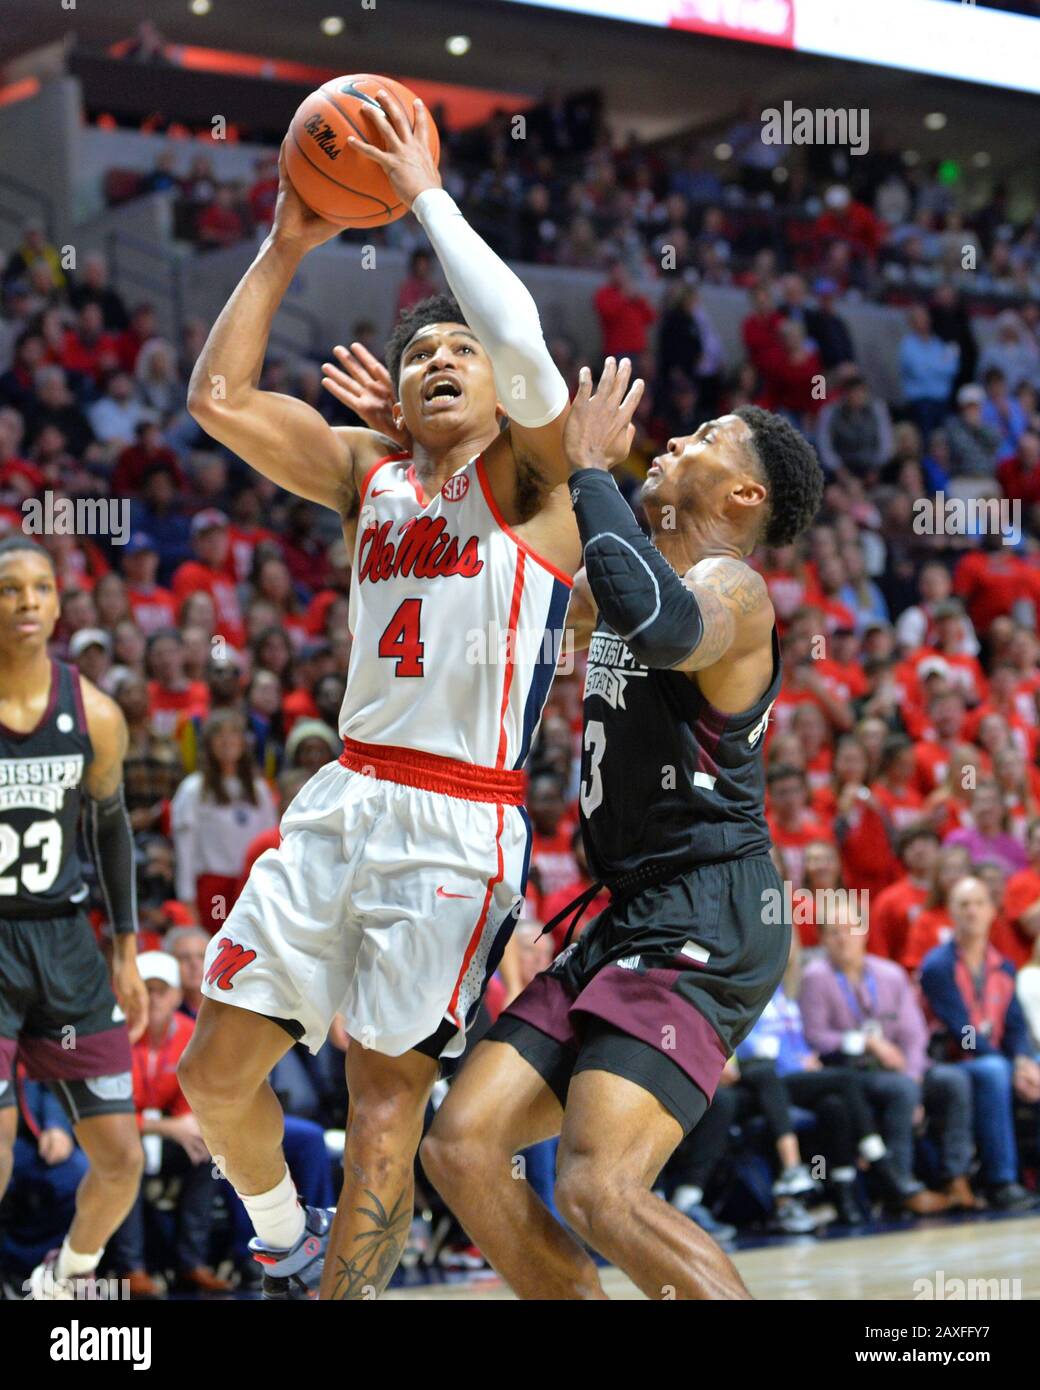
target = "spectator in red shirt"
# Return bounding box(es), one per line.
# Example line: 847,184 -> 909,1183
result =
1000,818 -> 1040,969
767,764 -> 835,887
196,186 -> 245,249
869,825 -> 940,962
172,509 -> 245,649
61,302 -> 122,385
997,428 -> 1040,509
247,154 -> 279,229
758,319 -> 825,422
871,734 -> 926,836
953,537 -> 1040,637
106,951 -> 230,1296
912,689 -> 969,795
902,844 -> 973,971
593,259 -> 655,359
813,184 -> 883,263
741,284 -> 784,373
816,735 -> 900,899
147,629 -> 210,738
121,532 -> 177,636
795,838 -> 844,947
112,421 -> 182,496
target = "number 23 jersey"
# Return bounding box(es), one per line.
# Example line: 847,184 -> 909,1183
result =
0,659 -> 92,916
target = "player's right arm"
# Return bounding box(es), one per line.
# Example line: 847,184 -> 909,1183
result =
187,145 -> 389,513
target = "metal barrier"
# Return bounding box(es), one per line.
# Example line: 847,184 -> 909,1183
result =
0,171 -> 56,245
105,229 -> 186,343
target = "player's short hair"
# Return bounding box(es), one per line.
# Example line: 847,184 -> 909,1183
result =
734,405 -> 824,547
384,294 -> 468,390
0,536 -> 54,570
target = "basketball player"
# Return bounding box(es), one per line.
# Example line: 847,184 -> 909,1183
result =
0,537 -> 148,1299
179,90 -> 589,1298
421,363 -> 825,1299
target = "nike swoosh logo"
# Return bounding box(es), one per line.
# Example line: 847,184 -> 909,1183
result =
437,886 -> 474,900
339,81 -> 383,111
371,488 -> 394,497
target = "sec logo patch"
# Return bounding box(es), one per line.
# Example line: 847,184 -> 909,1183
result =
441,472 -> 469,502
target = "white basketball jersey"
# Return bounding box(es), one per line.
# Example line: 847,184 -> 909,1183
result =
340,452 -> 573,770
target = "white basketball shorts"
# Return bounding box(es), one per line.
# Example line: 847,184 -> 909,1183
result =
200,740 -> 531,1059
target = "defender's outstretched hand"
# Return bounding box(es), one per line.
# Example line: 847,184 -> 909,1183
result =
347,89 -> 442,209
322,342 -> 411,449
563,357 -> 644,473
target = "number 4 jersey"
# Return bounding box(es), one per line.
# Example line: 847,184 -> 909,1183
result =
0,659 -> 92,915
341,452 -> 573,769
579,621 -> 783,884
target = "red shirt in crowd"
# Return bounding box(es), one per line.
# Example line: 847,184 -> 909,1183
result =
172,560 -> 245,647
953,551 -> 1040,635
148,679 -> 210,738
998,867 -> 1040,970
768,812 -> 835,886
128,583 -> 177,636
901,906 -> 954,971
540,876 -> 612,952
132,1012 -> 195,1122
868,876 -> 928,962
593,285 -> 656,357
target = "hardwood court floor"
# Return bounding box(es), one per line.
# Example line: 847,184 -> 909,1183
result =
387,1213 -> 1040,1300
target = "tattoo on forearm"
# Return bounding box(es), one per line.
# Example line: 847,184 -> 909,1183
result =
329,1187 -> 411,1300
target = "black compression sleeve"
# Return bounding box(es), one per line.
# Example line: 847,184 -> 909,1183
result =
86,788 -> 138,936
568,468 -> 703,668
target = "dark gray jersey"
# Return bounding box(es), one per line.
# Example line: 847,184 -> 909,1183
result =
0,660 -> 93,916
579,624 -> 781,883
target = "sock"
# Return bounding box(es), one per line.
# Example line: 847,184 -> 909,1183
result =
55,1238 -> 103,1280
831,1167 -> 857,1184
241,1165 -> 306,1250
673,1184 -> 703,1208
859,1134 -> 886,1163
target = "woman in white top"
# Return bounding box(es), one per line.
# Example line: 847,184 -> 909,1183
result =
171,708 -> 278,932
1017,937 -> 1040,1051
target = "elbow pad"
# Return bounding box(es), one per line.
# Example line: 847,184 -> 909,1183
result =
86,788 -> 138,936
571,468 -> 703,668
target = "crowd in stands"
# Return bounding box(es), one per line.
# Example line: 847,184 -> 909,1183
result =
3,91 -> 1040,1292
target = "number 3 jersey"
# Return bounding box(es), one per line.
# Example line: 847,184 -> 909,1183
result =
579,621 -> 783,884
0,659 -> 92,916
341,452 -> 573,770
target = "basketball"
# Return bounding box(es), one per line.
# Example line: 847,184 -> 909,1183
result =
284,73 -> 440,228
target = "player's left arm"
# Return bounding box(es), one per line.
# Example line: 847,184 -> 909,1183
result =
348,89 -> 572,493
80,678 -> 148,1044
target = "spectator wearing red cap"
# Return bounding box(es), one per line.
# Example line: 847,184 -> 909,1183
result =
171,709 -> 277,931
172,510 -> 245,649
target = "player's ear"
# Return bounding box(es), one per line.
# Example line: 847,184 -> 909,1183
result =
495,404 -> 509,431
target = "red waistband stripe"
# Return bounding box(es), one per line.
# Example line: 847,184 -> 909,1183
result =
339,736 -> 525,805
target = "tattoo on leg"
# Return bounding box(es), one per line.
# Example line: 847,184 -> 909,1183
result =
329,1188 -> 411,1300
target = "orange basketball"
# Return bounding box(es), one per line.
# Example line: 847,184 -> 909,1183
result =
284,73 -> 439,229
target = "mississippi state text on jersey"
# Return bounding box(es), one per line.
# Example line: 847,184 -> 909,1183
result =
0,659 -> 92,915
342,452 -> 572,768
579,622 -> 782,881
